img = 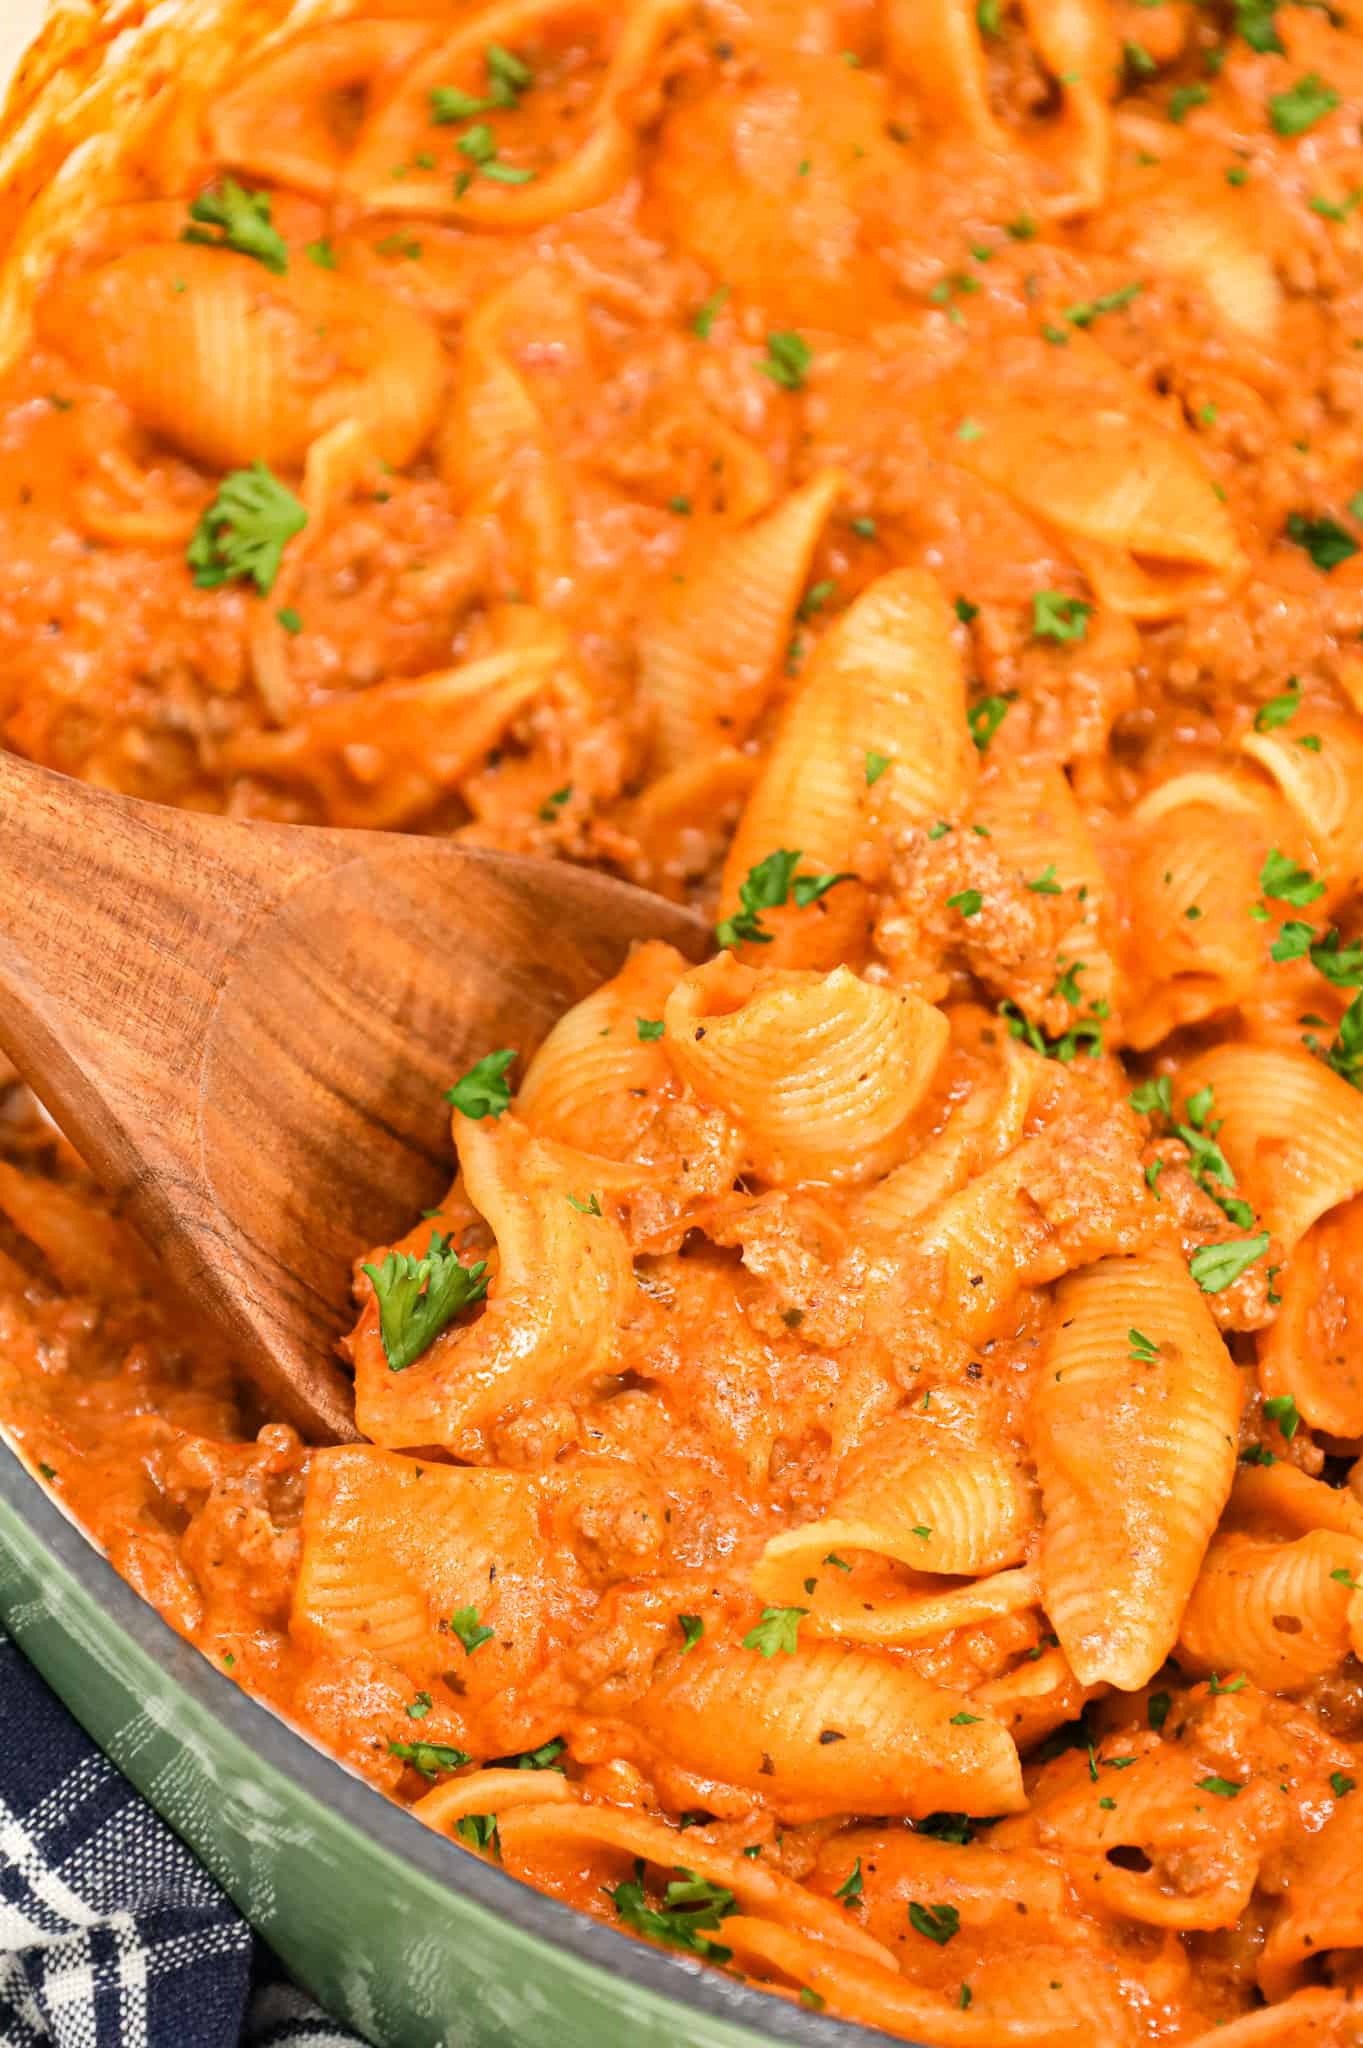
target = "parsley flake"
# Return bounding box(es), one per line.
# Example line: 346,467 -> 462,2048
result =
449,1604 -> 495,1654
1261,849 -> 1325,908
1189,1233 -> 1270,1293
909,1902 -> 961,1945
388,1740 -> 471,1780
363,1231 -> 488,1372
187,464 -> 307,596
606,1861 -> 736,1962
758,330 -> 811,391
1285,512 -> 1359,571
183,181 -> 289,272
1270,74 -> 1338,137
743,1606 -> 806,1656
968,695 -> 1011,752
1032,591 -> 1093,643
446,1049 -> 516,1119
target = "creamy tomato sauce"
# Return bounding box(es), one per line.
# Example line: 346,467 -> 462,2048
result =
5,1 -> 1363,2040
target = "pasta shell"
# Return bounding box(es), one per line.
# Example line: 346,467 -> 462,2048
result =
352,1114 -> 635,1451
663,956 -> 947,1184
718,568 -> 976,969
650,50 -> 912,331
1176,1042 -> 1363,1254
639,470 -> 845,772
345,0 -> 691,228
517,941 -> 686,1157
636,1636 -> 1025,1821
1031,1247 -> 1240,1690
1259,1796 -> 1363,2001
1257,1198 -> 1363,1438
40,245 -> 445,471
206,20 -> 436,199
1177,1530 -> 1362,1692
956,381 -> 1245,618
293,1446 -> 582,1690
1242,712 -> 1363,903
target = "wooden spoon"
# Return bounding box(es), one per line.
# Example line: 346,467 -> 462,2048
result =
0,751 -> 708,1444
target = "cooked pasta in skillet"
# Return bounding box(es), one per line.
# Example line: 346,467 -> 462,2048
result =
6,0 -> 1363,2038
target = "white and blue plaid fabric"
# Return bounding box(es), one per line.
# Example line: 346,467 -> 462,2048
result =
0,1625 -> 366,2048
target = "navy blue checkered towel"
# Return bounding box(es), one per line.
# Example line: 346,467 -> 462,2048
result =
0,1624 -> 366,2047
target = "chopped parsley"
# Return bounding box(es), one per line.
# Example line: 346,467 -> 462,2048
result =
636,1018 -> 665,1041
446,1049 -> 516,1119
275,606 -> 302,636
1305,991 -> 1363,1086
1169,83 -> 1210,123
742,1606 -> 806,1656
431,43 -> 533,121
1032,591 -> 1092,643
715,850 -> 854,947
182,181 -> 289,272
835,1858 -> 863,1904
948,888 -> 984,918
1285,512 -> 1359,571
1333,1771 -> 1356,1796
406,1690 -> 433,1720
1260,848 -> 1324,908
363,1231 -> 488,1372
1148,1691 -> 1171,1731
908,1902 -> 961,1945
187,464 -> 307,596
454,123 -> 534,194
538,782 -> 572,822
678,1613 -> 704,1652
1027,863 -> 1064,895
605,1862 -> 736,1962
567,1192 -> 603,1216
692,284 -> 730,338
1197,1775 -> 1243,1798
1263,1393 -> 1300,1440
1309,931 -> 1363,987
1063,282 -> 1144,327
495,1737 -> 566,1772
454,1813 -> 501,1856
1189,1233 -> 1270,1293
1312,186 -> 1363,221
797,578 -> 837,620
865,749 -> 892,786
1208,1672 -> 1247,1694
388,1740 -> 471,1780
1129,1327 -> 1159,1363
968,695 -> 1011,751
1233,0 -> 1282,51
758,330 -> 812,391
448,1605 -> 495,1654
1255,681 -> 1301,731
1269,74 -> 1338,138
915,1812 -> 978,1844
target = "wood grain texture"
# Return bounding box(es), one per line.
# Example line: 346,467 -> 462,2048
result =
0,750 -> 709,1442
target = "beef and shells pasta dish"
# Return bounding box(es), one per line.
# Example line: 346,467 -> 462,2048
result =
7,0 -> 1363,2039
